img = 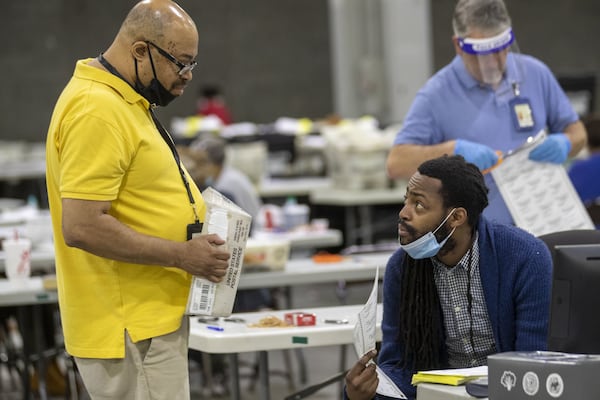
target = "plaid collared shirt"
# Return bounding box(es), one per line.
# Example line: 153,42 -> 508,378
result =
432,233 -> 497,367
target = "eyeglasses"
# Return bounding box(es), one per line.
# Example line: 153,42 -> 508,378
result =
146,41 -> 197,76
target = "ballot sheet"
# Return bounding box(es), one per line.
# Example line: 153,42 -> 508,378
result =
491,132 -> 594,237
353,268 -> 407,399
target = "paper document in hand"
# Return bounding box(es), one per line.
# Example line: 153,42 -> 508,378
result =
491,130 -> 593,237
411,365 -> 488,386
185,187 -> 252,316
352,267 -> 407,399
353,267 -> 379,358
376,365 -> 406,399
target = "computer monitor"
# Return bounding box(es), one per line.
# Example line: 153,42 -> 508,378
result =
548,244 -> 600,354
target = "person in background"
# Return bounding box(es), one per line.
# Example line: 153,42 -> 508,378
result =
196,84 -> 233,125
568,115 -> 600,227
344,155 -> 552,400
386,0 -> 586,226
45,1 -> 230,398
187,136 -> 262,222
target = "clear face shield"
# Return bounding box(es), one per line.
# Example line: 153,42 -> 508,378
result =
457,28 -> 524,95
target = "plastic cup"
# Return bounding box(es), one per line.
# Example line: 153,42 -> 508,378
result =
3,238 -> 32,281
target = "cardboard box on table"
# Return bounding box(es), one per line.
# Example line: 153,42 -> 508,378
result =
488,351 -> 600,399
243,238 -> 290,271
185,187 -> 252,317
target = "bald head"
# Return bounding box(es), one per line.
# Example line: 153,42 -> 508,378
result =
97,0 -> 198,95
119,0 -> 197,47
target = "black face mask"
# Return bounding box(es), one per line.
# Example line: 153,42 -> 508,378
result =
134,45 -> 177,107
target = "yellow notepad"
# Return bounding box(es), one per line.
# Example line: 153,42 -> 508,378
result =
411,365 -> 488,386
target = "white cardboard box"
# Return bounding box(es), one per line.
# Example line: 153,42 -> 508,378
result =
243,238 -> 291,271
185,187 -> 252,316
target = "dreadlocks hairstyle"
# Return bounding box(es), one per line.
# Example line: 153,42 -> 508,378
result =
398,256 -> 443,370
397,155 -> 489,370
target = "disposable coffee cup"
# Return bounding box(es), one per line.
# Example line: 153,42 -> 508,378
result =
3,238 -> 32,281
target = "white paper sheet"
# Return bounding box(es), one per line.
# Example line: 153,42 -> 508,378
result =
491,132 -> 593,237
353,267 -> 379,358
353,267 -> 407,399
375,365 -> 407,398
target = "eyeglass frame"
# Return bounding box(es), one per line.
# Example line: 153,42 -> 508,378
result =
145,41 -> 197,76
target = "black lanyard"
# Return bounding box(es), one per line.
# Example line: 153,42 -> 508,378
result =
97,54 -> 200,223
465,247 -> 475,354
149,108 -> 200,222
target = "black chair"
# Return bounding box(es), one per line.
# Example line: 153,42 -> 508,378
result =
537,229 -> 600,262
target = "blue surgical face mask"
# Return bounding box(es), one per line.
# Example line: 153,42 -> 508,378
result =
399,208 -> 456,259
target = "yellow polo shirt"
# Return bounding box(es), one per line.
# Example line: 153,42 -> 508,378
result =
46,59 -> 204,358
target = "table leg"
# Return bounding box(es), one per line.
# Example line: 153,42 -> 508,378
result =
258,351 -> 270,400
338,344 -> 347,394
31,305 -> 48,400
37,178 -> 49,209
16,305 -> 49,400
336,280 -> 348,305
294,348 -> 307,385
65,355 -> 79,400
15,307 -> 31,400
282,287 -> 292,309
200,352 -> 213,395
344,206 -> 357,246
227,353 -> 241,400
358,205 -> 373,245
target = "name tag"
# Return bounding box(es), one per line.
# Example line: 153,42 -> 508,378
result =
187,222 -> 203,240
510,97 -> 535,132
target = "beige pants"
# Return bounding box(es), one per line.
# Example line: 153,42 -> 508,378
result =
75,318 -> 190,400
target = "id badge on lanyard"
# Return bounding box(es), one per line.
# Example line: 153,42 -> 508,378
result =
187,222 -> 204,240
509,82 -> 535,132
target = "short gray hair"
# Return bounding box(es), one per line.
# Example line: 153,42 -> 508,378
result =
189,136 -> 226,166
452,0 -> 512,38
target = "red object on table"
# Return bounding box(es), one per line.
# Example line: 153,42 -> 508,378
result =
284,312 -> 317,326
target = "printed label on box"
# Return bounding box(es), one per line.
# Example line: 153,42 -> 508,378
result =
185,187 -> 252,316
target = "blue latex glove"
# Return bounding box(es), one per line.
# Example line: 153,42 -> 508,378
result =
528,133 -> 572,164
454,139 -> 499,171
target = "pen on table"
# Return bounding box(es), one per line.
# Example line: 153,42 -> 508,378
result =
197,316 -> 218,323
324,319 -> 349,324
206,325 -> 224,332
223,317 -> 246,323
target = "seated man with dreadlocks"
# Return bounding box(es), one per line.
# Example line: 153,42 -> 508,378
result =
344,155 -> 552,400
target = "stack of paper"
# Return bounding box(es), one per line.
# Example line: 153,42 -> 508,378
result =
411,365 -> 487,386
491,130 -> 593,236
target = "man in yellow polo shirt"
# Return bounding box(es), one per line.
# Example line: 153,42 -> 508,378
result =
45,1 -> 229,398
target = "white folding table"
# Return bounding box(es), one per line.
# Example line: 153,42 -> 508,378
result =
238,251 -> 390,290
188,304 -> 383,400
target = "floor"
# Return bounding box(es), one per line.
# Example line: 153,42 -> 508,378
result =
2,279 -> 374,400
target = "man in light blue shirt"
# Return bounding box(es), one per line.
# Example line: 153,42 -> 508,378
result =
387,0 -> 586,225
